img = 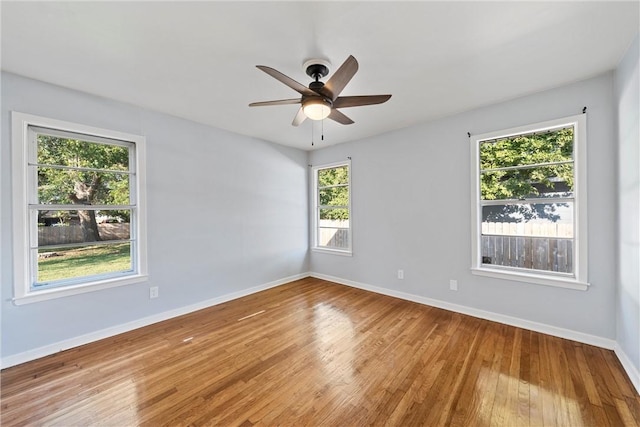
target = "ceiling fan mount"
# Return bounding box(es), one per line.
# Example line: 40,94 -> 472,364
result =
249,55 -> 391,126
303,59 -> 330,80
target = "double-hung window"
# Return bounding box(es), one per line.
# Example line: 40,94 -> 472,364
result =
312,160 -> 352,255
470,114 -> 588,290
12,112 -> 147,304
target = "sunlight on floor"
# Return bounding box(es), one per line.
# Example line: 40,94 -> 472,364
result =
313,303 -> 356,387
48,378 -> 141,425
476,368 -> 581,426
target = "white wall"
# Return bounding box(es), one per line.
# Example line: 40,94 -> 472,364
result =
1,64 -> 635,380
1,72 -> 309,362
615,34 -> 640,383
310,73 -> 617,341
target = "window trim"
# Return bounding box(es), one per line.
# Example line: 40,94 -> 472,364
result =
11,112 -> 148,305
311,159 -> 352,256
470,114 -> 588,291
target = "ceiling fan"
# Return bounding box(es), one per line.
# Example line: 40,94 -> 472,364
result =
249,55 -> 391,126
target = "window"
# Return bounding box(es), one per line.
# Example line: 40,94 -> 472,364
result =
12,112 -> 147,304
470,114 -> 588,290
312,160 -> 352,255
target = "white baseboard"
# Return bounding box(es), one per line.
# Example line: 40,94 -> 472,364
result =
614,344 -> 640,396
1,272 -> 310,369
310,272 -> 616,350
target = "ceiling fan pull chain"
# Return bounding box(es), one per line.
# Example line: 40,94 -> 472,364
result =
311,121 -> 315,146
322,118 -> 324,141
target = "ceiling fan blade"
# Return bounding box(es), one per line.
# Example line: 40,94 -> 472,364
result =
328,109 -> 354,125
249,98 -> 301,107
333,95 -> 392,109
256,65 -> 317,97
320,55 -> 359,100
292,107 -> 307,126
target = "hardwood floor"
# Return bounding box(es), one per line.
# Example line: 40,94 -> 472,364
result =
2,277 -> 639,426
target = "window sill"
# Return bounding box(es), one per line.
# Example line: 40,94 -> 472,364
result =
312,247 -> 353,257
471,267 -> 588,291
13,274 -> 149,305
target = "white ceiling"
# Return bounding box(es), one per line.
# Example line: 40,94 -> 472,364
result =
2,1 -> 638,150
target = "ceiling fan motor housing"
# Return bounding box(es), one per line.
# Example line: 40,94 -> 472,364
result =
309,81 -> 325,91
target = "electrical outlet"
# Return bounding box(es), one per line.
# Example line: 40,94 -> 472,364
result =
449,279 -> 458,291
398,269 -> 404,279
150,286 -> 159,299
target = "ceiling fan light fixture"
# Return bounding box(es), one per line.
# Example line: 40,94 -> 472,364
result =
303,98 -> 331,120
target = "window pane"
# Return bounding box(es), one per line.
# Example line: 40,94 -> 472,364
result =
481,202 -> 573,273
37,135 -> 129,171
318,228 -> 350,249
319,186 -> 349,206
36,242 -> 132,284
319,208 -> 349,221
38,168 -> 130,205
481,202 -> 574,236
480,164 -> 573,200
318,166 -> 348,187
481,236 -> 573,273
38,210 -> 131,246
480,126 -> 573,170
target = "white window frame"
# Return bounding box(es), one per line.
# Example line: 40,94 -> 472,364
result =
311,160 -> 352,256
11,112 -> 148,304
470,114 -> 588,291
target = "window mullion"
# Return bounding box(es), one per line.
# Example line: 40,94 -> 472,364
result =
318,183 -> 348,190
480,159 -> 573,173
30,204 -> 134,210
38,239 -> 133,250
31,163 -> 133,175
318,205 -> 349,209
479,197 -> 575,206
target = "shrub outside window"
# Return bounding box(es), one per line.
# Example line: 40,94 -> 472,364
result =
12,112 -> 147,304
470,114 -> 588,290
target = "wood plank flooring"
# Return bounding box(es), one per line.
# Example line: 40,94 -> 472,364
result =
2,277 -> 639,426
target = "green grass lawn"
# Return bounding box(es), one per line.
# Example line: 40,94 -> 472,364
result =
38,243 -> 131,283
